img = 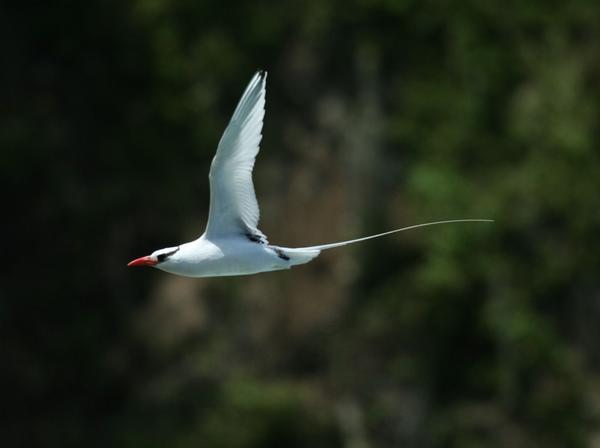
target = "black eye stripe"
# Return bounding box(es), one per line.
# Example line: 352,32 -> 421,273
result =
157,247 -> 179,263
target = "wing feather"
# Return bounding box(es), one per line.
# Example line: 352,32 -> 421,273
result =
204,71 -> 268,241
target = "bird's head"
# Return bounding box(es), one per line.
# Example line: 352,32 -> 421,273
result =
128,246 -> 180,268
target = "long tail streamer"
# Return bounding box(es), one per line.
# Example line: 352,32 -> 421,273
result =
301,219 -> 494,251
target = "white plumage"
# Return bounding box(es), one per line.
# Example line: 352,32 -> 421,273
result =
128,71 -> 492,277
206,72 -> 267,241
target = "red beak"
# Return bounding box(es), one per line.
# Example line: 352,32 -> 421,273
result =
127,255 -> 158,267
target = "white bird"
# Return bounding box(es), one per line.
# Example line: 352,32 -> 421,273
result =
128,71 -> 492,277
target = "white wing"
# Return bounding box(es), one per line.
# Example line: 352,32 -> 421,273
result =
204,71 -> 268,242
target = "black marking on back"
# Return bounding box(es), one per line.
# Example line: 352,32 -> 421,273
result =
245,232 -> 266,245
273,247 -> 290,261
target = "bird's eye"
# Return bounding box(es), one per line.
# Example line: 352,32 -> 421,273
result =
157,247 -> 180,263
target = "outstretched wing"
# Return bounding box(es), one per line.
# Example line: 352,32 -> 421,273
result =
204,71 -> 268,242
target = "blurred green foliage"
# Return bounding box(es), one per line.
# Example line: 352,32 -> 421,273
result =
2,0 -> 600,447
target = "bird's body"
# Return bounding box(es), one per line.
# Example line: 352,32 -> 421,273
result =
154,238 -> 319,278
128,71 -> 492,277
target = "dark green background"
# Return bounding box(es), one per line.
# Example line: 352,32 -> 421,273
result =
2,1 -> 599,447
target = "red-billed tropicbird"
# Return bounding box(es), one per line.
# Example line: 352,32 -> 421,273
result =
128,71 -> 492,277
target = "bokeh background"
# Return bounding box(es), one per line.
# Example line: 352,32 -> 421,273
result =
3,1 -> 600,447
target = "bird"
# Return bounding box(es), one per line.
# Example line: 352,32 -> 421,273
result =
128,71 -> 492,277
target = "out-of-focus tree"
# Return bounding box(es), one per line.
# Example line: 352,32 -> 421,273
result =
1,1 -> 599,447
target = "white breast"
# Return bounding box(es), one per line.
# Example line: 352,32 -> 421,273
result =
156,237 -> 289,278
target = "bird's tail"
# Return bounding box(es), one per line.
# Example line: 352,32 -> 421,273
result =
296,219 -> 494,253
280,247 -> 322,266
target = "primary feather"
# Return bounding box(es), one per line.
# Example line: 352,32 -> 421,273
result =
205,71 -> 267,241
